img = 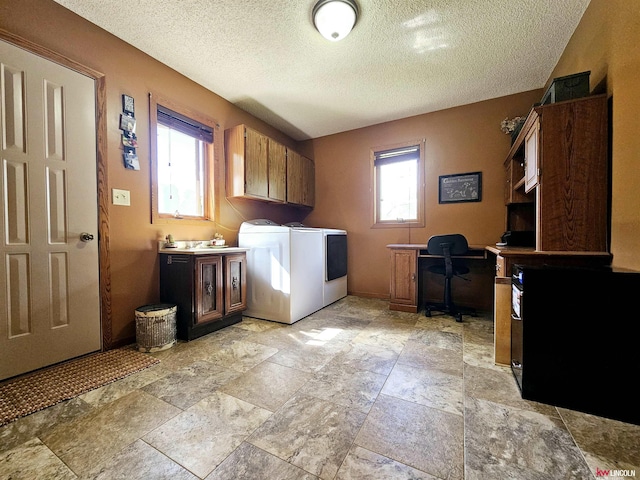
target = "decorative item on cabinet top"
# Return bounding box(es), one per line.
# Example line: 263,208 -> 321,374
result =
541,71 -> 590,105
501,116 -> 527,145
225,124 -> 315,208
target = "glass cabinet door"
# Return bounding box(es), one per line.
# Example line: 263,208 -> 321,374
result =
195,256 -> 223,324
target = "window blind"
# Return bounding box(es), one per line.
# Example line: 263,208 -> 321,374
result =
157,105 -> 213,143
373,145 -> 419,167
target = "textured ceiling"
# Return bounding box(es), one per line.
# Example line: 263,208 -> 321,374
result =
53,0 -> 591,141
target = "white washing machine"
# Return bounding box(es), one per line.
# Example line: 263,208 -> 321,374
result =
238,219 -> 324,324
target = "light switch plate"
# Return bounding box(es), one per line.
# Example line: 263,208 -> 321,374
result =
112,188 -> 131,206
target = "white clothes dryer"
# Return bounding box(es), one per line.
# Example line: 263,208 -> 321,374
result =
283,222 -> 348,307
321,228 -> 347,306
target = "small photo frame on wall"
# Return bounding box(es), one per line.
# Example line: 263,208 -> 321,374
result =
123,150 -> 140,170
122,94 -> 135,115
119,114 -> 136,132
438,171 -> 482,204
122,133 -> 138,148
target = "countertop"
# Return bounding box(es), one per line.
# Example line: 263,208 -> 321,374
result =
485,245 -> 611,257
157,240 -> 249,255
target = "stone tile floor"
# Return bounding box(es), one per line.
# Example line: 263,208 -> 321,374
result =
1,296 -> 639,479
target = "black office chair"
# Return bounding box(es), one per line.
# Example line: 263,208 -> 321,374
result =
424,234 -> 476,322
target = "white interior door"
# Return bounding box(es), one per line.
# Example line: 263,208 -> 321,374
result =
0,40 -> 101,380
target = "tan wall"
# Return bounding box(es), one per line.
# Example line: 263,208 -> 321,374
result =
547,0 -> 640,269
0,0 -> 308,345
2,0 -> 636,344
304,0 -> 640,298
302,91 -> 541,300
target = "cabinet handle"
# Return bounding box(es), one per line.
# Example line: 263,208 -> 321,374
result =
232,276 -> 239,289
205,282 -> 213,296
496,264 -> 501,273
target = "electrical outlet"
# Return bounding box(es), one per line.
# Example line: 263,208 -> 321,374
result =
112,188 -> 131,206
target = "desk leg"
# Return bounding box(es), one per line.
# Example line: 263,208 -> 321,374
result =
494,277 -> 511,365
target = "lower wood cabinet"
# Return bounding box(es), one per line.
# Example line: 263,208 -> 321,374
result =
388,247 -> 418,313
160,252 -> 247,340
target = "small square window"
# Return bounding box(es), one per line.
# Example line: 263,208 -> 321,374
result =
372,141 -> 424,227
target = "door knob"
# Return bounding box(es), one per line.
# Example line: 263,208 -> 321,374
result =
80,232 -> 94,242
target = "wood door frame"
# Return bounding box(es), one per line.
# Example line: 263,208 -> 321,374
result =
0,29 -> 113,349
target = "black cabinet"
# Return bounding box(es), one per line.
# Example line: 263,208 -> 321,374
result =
160,252 -> 246,341
512,264 -> 640,425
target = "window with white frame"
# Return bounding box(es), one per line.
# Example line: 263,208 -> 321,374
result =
150,96 -> 215,225
372,141 -> 424,226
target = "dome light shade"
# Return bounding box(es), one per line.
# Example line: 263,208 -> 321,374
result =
313,0 -> 358,42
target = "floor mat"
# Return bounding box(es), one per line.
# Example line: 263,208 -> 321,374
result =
0,348 -> 159,426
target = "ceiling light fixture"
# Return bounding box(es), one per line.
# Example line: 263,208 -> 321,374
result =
312,0 -> 359,42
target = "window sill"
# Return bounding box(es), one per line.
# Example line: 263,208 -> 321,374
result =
152,216 -> 214,227
371,221 -> 424,229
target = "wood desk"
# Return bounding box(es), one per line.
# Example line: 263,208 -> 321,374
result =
485,246 -> 612,365
387,244 -> 488,313
388,244 -> 612,366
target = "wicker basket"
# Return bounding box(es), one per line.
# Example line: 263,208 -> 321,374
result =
135,304 -> 177,352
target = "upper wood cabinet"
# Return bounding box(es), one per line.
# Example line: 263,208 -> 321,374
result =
286,149 -> 315,207
225,124 -> 313,207
504,94 -> 609,252
225,125 -> 285,202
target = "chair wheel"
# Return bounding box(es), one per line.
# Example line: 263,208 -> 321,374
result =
455,313 -> 463,322
425,308 -> 432,317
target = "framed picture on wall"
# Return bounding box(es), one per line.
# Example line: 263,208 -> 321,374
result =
123,151 -> 140,170
122,94 -> 135,115
122,133 -> 138,148
119,114 -> 136,132
438,171 -> 482,203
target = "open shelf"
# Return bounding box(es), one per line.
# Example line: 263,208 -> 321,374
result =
513,177 -> 526,191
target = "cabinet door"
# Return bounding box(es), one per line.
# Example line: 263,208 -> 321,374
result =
494,276 -> 512,365
287,149 -> 315,207
225,254 -> 247,315
389,249 -> 417,310
195,256 -> 223,324
226,124 -> 268,199
244,127 -> 269,198
302,154 -> 315,207
268,139 -> 286,202
504,161 -> 512,206
495,255 -> 507,277
536,96 -> 609,252
524,118 -> 540,193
